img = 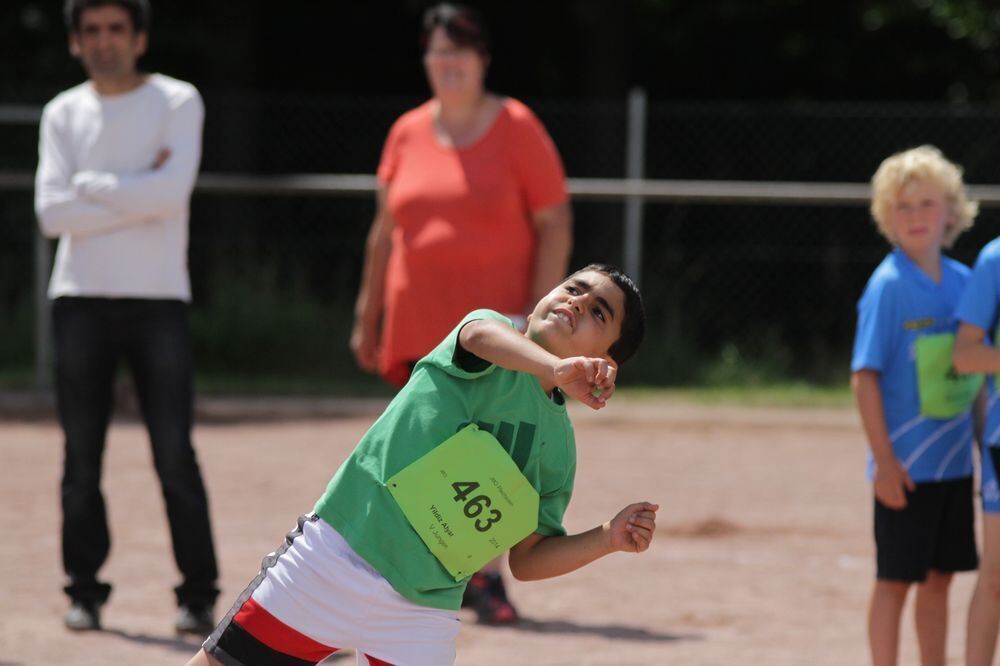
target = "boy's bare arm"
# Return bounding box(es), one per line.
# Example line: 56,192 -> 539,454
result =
459,319 -> 615,409
852,370 -> 914,509
507,502 -> 659,582
973,384 -> 988,446
954,322 -> 1000,374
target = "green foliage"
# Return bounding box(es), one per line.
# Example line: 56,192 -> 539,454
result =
189,265 -> 380,394
911,0 -> 1000,50
0,299 -> 35,388
620,383 -> 853,407
698,334 -> 847,388
6,0 -> 1000,101
0,197 -> 36,388
629,331 -> 846,389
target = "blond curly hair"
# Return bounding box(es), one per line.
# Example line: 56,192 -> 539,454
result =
869,145 -> 978,249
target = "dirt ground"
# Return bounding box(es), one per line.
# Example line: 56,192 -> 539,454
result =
0,397 -> 981,665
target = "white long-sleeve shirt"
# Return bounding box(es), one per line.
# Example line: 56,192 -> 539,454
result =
34,73 -> 203,301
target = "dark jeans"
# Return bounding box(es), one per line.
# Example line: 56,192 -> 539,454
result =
53,297 -> 219,609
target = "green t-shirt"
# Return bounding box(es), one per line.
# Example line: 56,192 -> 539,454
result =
314,309 -> 576,610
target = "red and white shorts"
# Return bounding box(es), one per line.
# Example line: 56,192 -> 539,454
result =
203,514 -> 461,666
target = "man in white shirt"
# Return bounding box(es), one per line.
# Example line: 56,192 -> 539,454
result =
35,0 -> 218,636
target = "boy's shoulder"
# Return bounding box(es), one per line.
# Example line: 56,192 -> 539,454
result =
942,254 -> 972,279
858,253 -> 911,313
864,252 -> 906,290
450,309 -> 514,349
464,308 -> 511,324
415,309 -> 514,378
976,236 -> 1000,265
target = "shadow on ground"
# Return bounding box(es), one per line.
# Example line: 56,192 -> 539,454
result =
102,627 -> 205,653
103,628 -> 350,661
504,617 -> 701,642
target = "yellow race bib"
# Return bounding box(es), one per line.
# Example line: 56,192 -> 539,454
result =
915,333 -> 982,419
386,424 -> 540,581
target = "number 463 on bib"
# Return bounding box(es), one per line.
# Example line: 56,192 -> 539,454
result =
387,424 -> 540,581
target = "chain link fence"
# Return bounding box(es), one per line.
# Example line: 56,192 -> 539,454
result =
2,92 -> 999,392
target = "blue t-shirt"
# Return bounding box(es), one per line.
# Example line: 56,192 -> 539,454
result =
851,248 -> 974,482
956,236 -> 1000,446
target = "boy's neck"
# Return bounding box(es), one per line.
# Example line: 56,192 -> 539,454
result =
900,245 -> 942,283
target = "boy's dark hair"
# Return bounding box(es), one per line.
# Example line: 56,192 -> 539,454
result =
64,0 -> 150,32
420,3 -> 491,56
572,263 -> 645,367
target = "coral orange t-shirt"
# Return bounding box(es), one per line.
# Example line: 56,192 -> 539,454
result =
376,97 -> 568,386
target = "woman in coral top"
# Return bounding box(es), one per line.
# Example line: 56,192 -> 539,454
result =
350,3 -> 572,626
351,3 -> 572,390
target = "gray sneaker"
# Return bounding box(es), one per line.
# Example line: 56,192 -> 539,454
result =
175,605 -> 214,636
64,601 -> 101,631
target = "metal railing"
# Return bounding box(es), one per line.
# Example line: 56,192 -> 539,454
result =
7,90 -> 1000,387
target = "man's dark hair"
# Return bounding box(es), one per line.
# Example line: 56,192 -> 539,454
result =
64,0 -> 150,32
420,3 -> 490,56
571,263 -> 645,367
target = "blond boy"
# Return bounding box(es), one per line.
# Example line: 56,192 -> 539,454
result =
851,146 -> 980,666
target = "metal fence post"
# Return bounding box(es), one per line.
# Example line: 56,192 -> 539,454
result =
34,229 -> 51,390
624,87 -> 647,285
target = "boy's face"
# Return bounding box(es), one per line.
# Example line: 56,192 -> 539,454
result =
526,270 -> 625,363
888,178 -> 951,257
70,5 -> 146,82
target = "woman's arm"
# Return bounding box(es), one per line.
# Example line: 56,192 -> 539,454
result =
529,202 -> 573,308
350,188 -> 394,372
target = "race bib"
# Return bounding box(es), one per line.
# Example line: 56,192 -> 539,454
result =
386,424 -> 539,581
915,333 -> 983,419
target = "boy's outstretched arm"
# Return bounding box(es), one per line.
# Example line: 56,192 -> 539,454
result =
460,318 -> 616,409
973,383 -> 988,446
954,322 -> 1000,374
507,502 -> 659,582
852,370 -> 914,509
955,323 -> 994,446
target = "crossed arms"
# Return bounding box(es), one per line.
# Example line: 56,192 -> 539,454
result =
34,91 -> 203,239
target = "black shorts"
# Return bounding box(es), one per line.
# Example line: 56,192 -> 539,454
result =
874,476 -> 978,582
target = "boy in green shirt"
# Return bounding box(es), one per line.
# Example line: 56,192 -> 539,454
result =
189,264 -> 656,666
